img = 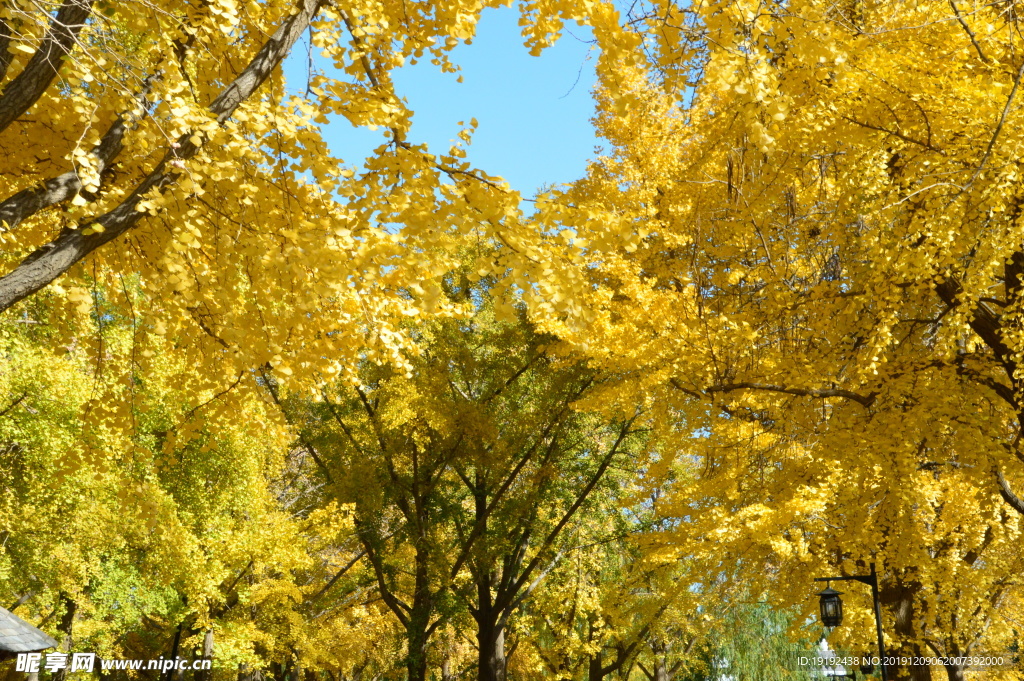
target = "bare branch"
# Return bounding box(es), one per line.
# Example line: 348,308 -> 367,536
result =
307,549 -> 367,604
949,1 -> 990,64
0,393 -> 26,418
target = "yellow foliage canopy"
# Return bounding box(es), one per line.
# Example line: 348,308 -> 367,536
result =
524,0 -> 1024,672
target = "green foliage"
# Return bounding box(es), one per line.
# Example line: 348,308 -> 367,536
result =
680,604 -> 819,681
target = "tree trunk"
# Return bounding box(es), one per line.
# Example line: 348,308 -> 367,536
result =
195,630 -> 214,681
442,653 -> 456,681
588,651 -> 603,681
650,640 -> 669,681
943,663 -> 966,681
406,623 -> 430,681
476,617 -> 506,681
405,546 -> 433,681
165,623 -> 184,681
881,576 -> 931,681
53,594 -> 76,681
271,661 -> 287,681
472,472 -> 506,681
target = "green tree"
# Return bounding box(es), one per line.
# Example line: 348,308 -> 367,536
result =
678,603 -> 818,681
280,273 -> 645,681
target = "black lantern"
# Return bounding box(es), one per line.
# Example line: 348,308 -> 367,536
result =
818,586 -> 844,627
859,659 -> 875,676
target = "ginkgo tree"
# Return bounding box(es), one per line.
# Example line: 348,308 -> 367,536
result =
10,1 -> 1024,680
0,286 -> 397,681
0,4 -> 654,673
0,0 -> 642,397
274,272 -> 647,681
520,1 -> 1024,680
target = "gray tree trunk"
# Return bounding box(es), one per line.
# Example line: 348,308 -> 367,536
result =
195,630 -> 214,681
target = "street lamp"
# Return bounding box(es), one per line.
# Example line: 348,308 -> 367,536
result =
817,586 -> 844,627
814,562 -> 889,681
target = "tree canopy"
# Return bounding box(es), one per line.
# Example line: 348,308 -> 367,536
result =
5,2 -> 1024,681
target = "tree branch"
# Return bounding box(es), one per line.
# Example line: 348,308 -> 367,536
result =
996,469 -> 1024,516
354,518 -> 411,626
0,0 -> 95,135
447,399 -> 575,582
0,16 -> 12,84
498,418 -> 636,612
0,72 -> 160,232
840,115 -> 942,153
705,381 -> 876,407
210,559 -> 254,618
307,549 -> 367,604
8,591 -> 34,611
0,0 -> 325,313
949,0 -> 990,64
959,57 -> 1024,196
320,387 -> 371,458
506,547 -> 566,613
0,393 -> 26,418
259,366 -> 335,485
935,275 -> 1017,382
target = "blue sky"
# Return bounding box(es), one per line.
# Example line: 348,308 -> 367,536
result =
284,7 -> 600,199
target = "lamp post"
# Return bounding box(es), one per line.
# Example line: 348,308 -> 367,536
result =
814,562 -> 888,681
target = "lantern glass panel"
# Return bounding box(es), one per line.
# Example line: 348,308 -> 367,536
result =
818,587 -> 844,628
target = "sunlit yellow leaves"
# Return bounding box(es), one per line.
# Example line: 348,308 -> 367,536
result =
9,0 -> 1024,674
502,0 -> 1024,668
